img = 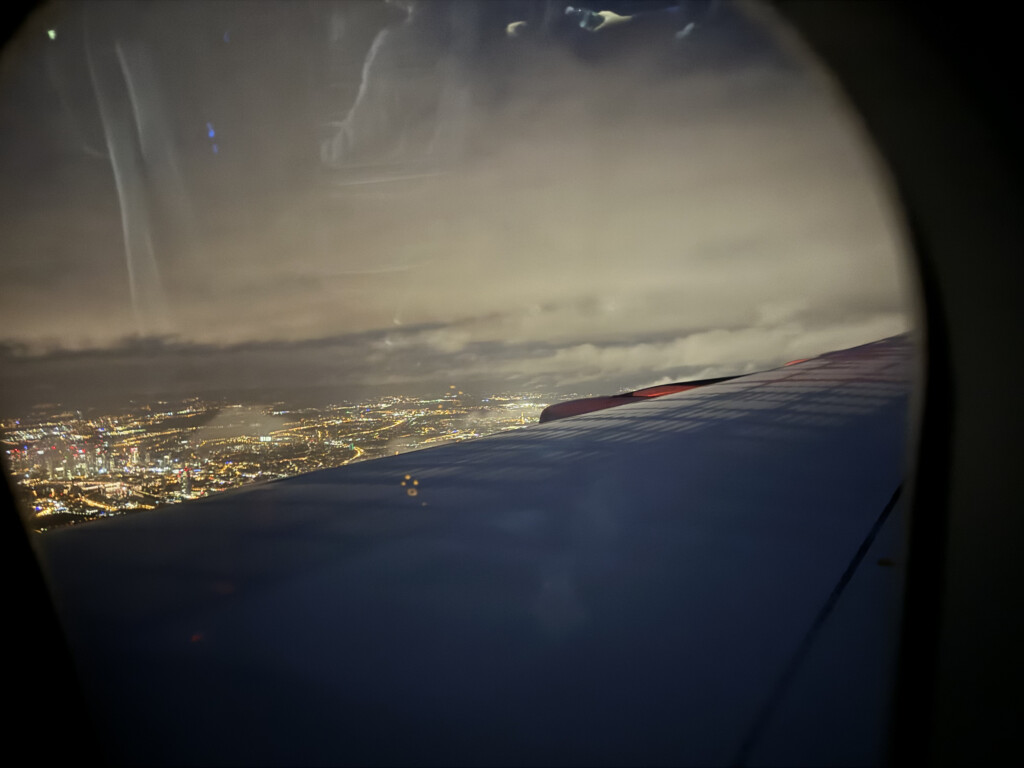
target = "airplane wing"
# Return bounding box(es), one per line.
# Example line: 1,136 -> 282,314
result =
34,334 -> 913,766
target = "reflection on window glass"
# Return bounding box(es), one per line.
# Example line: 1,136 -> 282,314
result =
0,1 -> 911,530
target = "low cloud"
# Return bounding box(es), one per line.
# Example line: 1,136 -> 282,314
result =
0,2 -> 913,412
487,311 -> 910,386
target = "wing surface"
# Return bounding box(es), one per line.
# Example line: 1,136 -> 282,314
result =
36,335 -> 913,766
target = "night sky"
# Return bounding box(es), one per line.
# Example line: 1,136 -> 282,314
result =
0,1 -> 912,413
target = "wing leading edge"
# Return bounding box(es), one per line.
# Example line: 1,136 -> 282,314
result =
36,335 -> 914,766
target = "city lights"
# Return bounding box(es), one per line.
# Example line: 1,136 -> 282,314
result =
3,389 -> 549,532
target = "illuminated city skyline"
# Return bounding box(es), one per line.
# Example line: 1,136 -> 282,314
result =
3,385 -> 560,531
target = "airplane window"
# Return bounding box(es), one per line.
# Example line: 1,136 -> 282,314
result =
0,0 -> 914,531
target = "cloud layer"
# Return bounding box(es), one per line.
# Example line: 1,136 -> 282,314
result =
0,1 -> 913,410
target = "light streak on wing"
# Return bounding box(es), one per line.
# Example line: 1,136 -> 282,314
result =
320,24 -> 394,167
84,25 -> 170,336
43,35 -> 107,160
114,39 -> 197,269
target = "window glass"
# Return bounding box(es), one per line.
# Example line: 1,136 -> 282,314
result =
0,1 -> 913,529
